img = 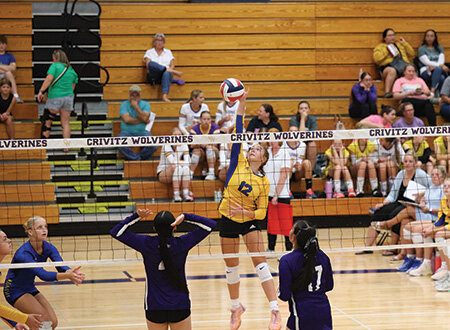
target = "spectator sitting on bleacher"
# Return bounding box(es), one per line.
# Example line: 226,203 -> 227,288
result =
348,138 -> 380,197
440,76 -> 450,123
246,103 -> 282,133
143,32 -> 184,103
373,28 -> 414,98
289,101 -> 318,172
157,127 -> 193,202
392,102 -> 425,128
283,126 -> 316,199
393,64 -> 436,126
356,105 -> 396,129
403,136 -> 435,175
418,29 -> 448,99
216,98 -> 239,134
324,139 -> 356,198
359,151 -> 432,258
0,35 -> 22,103
434,135 -> 450,174
0,78 -> 15,139
190,111 -> 219,181
374,138 -> 404,196
178,89 -> 209,135
349,72 -> 377,119
118,84 -> 157,161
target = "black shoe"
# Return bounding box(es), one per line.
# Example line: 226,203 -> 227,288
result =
356,192 -> 365,198
383,92 -> 393,98
372,189 -> 382,197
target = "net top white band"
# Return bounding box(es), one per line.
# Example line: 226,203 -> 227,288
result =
1,126 -> 449,150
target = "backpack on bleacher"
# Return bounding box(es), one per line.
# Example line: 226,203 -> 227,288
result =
313,153 -> 327,178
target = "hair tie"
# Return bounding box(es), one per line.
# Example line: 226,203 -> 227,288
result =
304,237 -> 318,251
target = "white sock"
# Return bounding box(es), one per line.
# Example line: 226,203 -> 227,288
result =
441,261 -> 448,269
334,180 -> 341,193
346,180 -> 354,190
208,167 -> 214,175
356,177 -> 364,194
380,181 -> 387,195
417,257 -> 423,262
269,300 -> 279,311
231,299 -> 240,310
370,178 -> 378,191
182,189 -> 189,197
407,254 -> 415,259
422,259 -> 431,265
174,191 -> 181,198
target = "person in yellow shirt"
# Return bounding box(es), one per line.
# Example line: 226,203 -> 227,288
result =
373,28 -> 415,98
403,136 -> 435,175
348,138 -> 380,196
218,90 -> 281,330
434,135 -> 450,174
324,140 -> 356,198
0,230 -> 42,329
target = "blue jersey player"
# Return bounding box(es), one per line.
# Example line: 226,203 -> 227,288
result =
278,220 -> 334,330
4,216 -> 85,330
110,209 -> 216,329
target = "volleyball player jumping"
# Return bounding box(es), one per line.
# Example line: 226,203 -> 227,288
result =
110,209 -> 216,329
3,216 -> 85,330
218,90 -> 282,330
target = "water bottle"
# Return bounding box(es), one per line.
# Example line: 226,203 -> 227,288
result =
325,180 -> 333,199
151,198 -> 155,204
214,190 -> 219,202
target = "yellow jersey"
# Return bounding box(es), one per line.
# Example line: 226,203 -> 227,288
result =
218,115 -> 270,223
403,139 -> 430,158
434,136 -> 448,155
324,147 -> 350,176
435,196 -> 450,230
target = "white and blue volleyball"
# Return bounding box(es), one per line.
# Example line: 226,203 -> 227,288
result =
220,78 -> 245,102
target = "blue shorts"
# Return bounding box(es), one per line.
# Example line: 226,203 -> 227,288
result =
3,279 -> 40,306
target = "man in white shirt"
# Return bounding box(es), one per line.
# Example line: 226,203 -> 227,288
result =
143,33 -> 184,102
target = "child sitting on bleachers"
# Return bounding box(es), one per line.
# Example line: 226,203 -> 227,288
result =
324,139 -> 356,198
0,78 -> 15,139
348,138 -> 379,196
374,138 -> 404,196
403,136 -> 435,175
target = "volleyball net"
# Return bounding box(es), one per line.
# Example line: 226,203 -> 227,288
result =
0,125 -> 449,270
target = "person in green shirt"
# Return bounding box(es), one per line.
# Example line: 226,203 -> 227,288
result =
37,50 -> 78,141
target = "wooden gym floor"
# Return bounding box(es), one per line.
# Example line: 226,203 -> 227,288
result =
1,228 -> 449,329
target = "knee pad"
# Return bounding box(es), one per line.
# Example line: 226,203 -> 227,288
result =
225,266 -> 240,285
423,236 -> 433,244
403,228 -> 412,240
172,165 -> 182,181
206,148 -> 215,159
435,237 -> 446,253
42,108 -> 59,122
411,233 -> 424,244
255,262 -> 272,283
191,153 -> 200,165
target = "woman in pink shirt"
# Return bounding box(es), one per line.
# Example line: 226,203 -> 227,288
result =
356,105 -> 396,129
393,64 -> 435,126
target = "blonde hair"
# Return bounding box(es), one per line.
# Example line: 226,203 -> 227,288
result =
187,89 -> 202,103
52,49 -> 70,67
23,216 -> 46,235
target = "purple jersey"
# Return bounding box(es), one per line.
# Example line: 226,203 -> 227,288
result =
278,249 -> 333,330
192,122 -> 219,135
110,213 -> 216,311
0,52 -> 15,66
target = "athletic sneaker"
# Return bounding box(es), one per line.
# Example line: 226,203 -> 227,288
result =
431,267 -> 448,281
409,262 -> 432,276
348,189 -> 356,197
435,278 -> 450,292
306,188 -> 317,199
205,173 -> 215,181
230,303 -> 245,330
406,259 -> 422,274
333,192 -> 345,198
434,272 -> 449,286
173,195 -> 182,203
397,257 -> 415,272
183,193 -> 194,202
268,310 -> 282,330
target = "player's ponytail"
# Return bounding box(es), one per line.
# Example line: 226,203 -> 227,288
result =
290,220 -> 319,292
154,211 -> 189,294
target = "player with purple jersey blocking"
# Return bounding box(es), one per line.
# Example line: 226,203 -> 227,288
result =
278,220 -> 334,330
110,209 -> 216,329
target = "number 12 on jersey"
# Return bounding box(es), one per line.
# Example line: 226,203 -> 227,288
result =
238,181 -> 253,197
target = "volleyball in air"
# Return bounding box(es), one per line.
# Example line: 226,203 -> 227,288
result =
220,78 -> 245,102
